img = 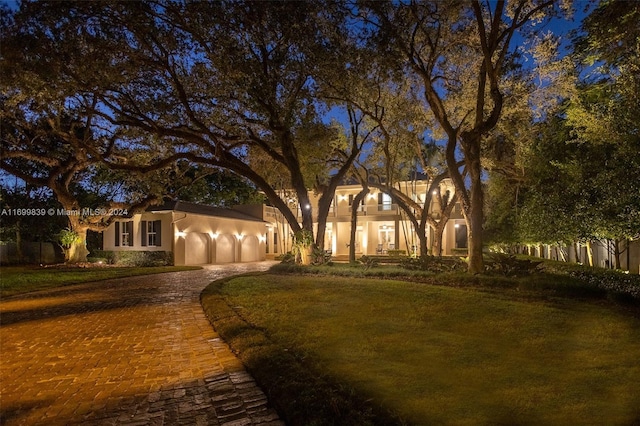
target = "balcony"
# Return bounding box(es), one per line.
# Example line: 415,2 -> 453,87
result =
335,204 -> 399,217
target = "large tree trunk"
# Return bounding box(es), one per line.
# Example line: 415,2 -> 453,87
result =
418,221 -> 429,257
315,195 -> 332,253
65,223 -> 90,263
586,240 -> 594,267
432,223 -> 446,257
349,188 -> 368,263
467,140 -> 485,273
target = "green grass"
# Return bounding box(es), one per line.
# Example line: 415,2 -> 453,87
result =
202,273 -> 640,425
0,265 -> 201,297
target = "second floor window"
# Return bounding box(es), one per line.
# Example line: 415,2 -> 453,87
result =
378,193 -> 392,211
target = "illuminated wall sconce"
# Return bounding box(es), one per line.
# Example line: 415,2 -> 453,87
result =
304,204 -> 311,210
210,232 -> 219,239
259,235 -> 266,243
339,194 -> 347,202
236,233 -> 244,240
433,190 -> 438,195
176,231 -> 187,238
368,193 -> 376,199
454,223 -> 460,229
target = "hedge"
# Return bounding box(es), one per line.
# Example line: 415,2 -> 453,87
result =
89,250 -> 173,266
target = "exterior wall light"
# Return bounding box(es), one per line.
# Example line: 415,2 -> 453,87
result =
176,231 -> 187,238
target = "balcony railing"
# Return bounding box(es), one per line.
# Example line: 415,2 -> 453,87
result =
335,204 -> 399,217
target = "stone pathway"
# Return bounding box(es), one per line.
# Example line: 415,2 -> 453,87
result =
0,262 -> 283,425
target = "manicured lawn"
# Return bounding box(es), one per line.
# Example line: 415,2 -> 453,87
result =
202,273 -> 640,425
0,265 -> 201,297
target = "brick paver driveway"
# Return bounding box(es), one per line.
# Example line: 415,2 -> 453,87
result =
0,262 -> 283,425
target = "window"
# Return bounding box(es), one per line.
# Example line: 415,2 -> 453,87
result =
115,221 -> 133,247
377,225 -> 395,253
348,194 -> 354,206
455,224 -> 468,249
141,220 -> 162,247
378,193 -> 392,211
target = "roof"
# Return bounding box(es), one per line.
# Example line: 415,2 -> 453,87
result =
148,201 -> 266,223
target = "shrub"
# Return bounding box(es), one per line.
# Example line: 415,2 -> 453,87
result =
276,252 -> 296,264
90,250 -> 173,266
90,250 -> 116,264
401,255 -> 467,273
485,253 -> 543,277
359,255 -> 378,270
538,260 -> 640,303
86,257 -> 109,264
387,249 -> 406,257
311,247 -> 333,266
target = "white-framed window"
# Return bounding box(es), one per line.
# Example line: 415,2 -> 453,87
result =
378,193 -> 392,211
141,220 -> 162,247
147,221 -> 157,246
115,221 -> 133,247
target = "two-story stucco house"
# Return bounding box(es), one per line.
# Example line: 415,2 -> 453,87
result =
259,176 -> 467,259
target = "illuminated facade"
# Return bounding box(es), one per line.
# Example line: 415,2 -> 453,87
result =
260,177 -> 467,258
103,201 -> 267,265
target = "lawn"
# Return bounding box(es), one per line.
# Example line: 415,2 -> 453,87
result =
0,265 -> 201,297
202,273 -> 640,425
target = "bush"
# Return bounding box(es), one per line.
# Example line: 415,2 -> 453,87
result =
86,257 -> 109,264
90,250 -> 116,264
401,255 -> 467,273
90,250 -> 173,266
311,247 -> 333,266
386,249 -> 406,257
485,253 -> 543,277
275,252 -> 296,264
359,255 -> 378,270
538,260 -> 640,303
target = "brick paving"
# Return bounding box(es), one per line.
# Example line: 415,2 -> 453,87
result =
0,262 -> 283,425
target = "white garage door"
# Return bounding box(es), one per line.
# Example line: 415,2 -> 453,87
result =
216,234 -> 235,263
185,233 -> 209,265
241,235 -> 259,262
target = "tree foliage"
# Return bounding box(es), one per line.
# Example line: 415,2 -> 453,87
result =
358,0 -> 562,272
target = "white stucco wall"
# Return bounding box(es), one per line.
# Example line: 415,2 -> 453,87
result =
103,210 -> 267,265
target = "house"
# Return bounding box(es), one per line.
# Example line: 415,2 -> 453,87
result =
257,176 -> 467,259
103,201 -> 267,265
104,175 -> 466,264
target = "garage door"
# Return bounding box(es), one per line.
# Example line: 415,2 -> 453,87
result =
215,234 -> 235,263
241,235 -> 259,262
185,233 -> 209,265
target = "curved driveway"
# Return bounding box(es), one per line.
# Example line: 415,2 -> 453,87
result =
0,262 -> 283,425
